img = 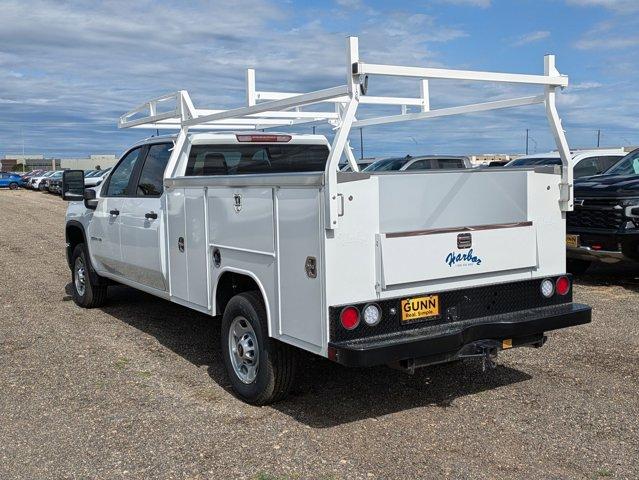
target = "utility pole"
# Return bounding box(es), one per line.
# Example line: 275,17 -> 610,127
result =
21,128 -> 25,172
597,129 -> 601,148
359,128 -> 364,159
525,129 -> 529,155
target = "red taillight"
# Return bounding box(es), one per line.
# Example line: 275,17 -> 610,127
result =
236,134 -> 292,143
591,244 -> 602,251
340,306 -> 360,330
556,276 -> 571,296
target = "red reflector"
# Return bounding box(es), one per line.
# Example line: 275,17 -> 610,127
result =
340,306 -> 360,330
236,134 -> 292,143
556,276 -> 571,296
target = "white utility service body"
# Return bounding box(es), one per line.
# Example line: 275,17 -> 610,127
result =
64,36 -> 591,403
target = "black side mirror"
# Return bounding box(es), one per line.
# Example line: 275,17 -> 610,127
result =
62,170 -> 85,201
83,188 -> 98,210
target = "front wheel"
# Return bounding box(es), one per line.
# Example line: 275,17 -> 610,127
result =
221,291 -> 296,405
71,244 -> 108,308
9,182 -> 18,190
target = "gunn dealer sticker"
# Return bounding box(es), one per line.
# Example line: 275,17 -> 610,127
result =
401,295 -> 440,322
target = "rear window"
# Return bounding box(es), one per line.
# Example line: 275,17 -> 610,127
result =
507,157 -> 561,167
185,144 -> 329,176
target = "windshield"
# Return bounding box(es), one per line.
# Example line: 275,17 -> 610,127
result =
604,150 -> 639,176
506,157 -> 561,167
363,157 -> 410,172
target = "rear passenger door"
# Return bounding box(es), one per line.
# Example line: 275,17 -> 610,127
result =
119,143 -> 172,291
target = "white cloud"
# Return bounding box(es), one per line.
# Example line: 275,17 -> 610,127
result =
513,30 -> 550,46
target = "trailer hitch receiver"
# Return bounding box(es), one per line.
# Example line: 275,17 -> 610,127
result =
458,339 -> 501,372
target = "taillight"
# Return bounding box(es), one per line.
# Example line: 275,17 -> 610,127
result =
556,276 -> 571,295
540,279 -> 554,298
340,306 -> 360,330
236,134 -> 291,143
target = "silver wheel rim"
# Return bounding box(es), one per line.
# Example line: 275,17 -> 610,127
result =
228,316 -> 259,384
74,256 -> 86,297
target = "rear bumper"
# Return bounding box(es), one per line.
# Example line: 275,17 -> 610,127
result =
566,229 -> 639,263
328,303 -> 591,367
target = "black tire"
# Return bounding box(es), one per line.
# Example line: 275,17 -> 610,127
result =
221,291 -> 296,405
567,259 -> 591,275
9,182 -> 18,190
71,243 -> 108,308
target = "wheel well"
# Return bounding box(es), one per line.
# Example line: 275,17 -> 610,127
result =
215,272 -> 261,316
66,224 -> 85,268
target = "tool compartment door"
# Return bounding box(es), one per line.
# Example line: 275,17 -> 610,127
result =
376,223 -> 538,288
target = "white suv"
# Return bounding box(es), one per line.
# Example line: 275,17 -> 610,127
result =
506,148 -> 626,178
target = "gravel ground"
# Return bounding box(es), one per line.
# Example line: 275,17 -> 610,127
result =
1,189 -> 638,480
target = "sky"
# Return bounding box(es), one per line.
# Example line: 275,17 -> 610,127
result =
0,0 -> 638,159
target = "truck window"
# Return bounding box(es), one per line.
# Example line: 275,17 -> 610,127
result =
604,150 -> 639,176
574,157 -> 599,177
136,143 -> 172,196
596,155 -> 624,173
435,158 -> 465,169
185,144 -> 329,176
404,159 -> 433,170
105,147 -> 143,196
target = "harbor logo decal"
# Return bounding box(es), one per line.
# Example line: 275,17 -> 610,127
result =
445,248 -> 482,267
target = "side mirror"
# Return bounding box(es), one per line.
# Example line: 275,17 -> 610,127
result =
62,170 -> 85,201
83,188 -> 98,210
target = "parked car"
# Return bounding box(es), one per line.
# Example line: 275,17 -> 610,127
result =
40,171 -> 63,192
0,172 -> 25,189
29,171 -> 55,190
505,148 -> 626,178
21,169 -> 46,184
363,155 -> 472,172
340,158 -> 376,171
48,172 -> 64,195
84,168 -> 112,187
40,170 -> 64,193
566,149 -> 639,273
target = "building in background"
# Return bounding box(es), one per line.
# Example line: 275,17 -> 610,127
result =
1,153 -> 117,171
60,154 -> 117,170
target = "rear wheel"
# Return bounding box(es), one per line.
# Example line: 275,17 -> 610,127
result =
221,291 -> 296,405
71,244 -> 108,308
9,182 -> 18,190
567,259 -> 591,275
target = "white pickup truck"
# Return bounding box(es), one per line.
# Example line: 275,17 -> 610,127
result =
62,37 -> 591,404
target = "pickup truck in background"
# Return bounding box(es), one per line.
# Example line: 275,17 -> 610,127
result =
566,148 -> 639,273
61,37 -> 592,404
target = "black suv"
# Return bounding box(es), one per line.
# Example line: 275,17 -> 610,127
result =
566,149 -> 639,273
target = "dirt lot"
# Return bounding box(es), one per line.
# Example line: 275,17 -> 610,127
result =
1,189 -> 638,480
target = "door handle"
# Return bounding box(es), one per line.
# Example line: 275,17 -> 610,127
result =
109,209 -> 120,216
145,211 -> 158,220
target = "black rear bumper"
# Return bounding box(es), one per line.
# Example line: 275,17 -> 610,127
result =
328,303 -> 591,367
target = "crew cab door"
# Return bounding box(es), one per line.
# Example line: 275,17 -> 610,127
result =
119,143 -> 172,291
88,146 -> 144,276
